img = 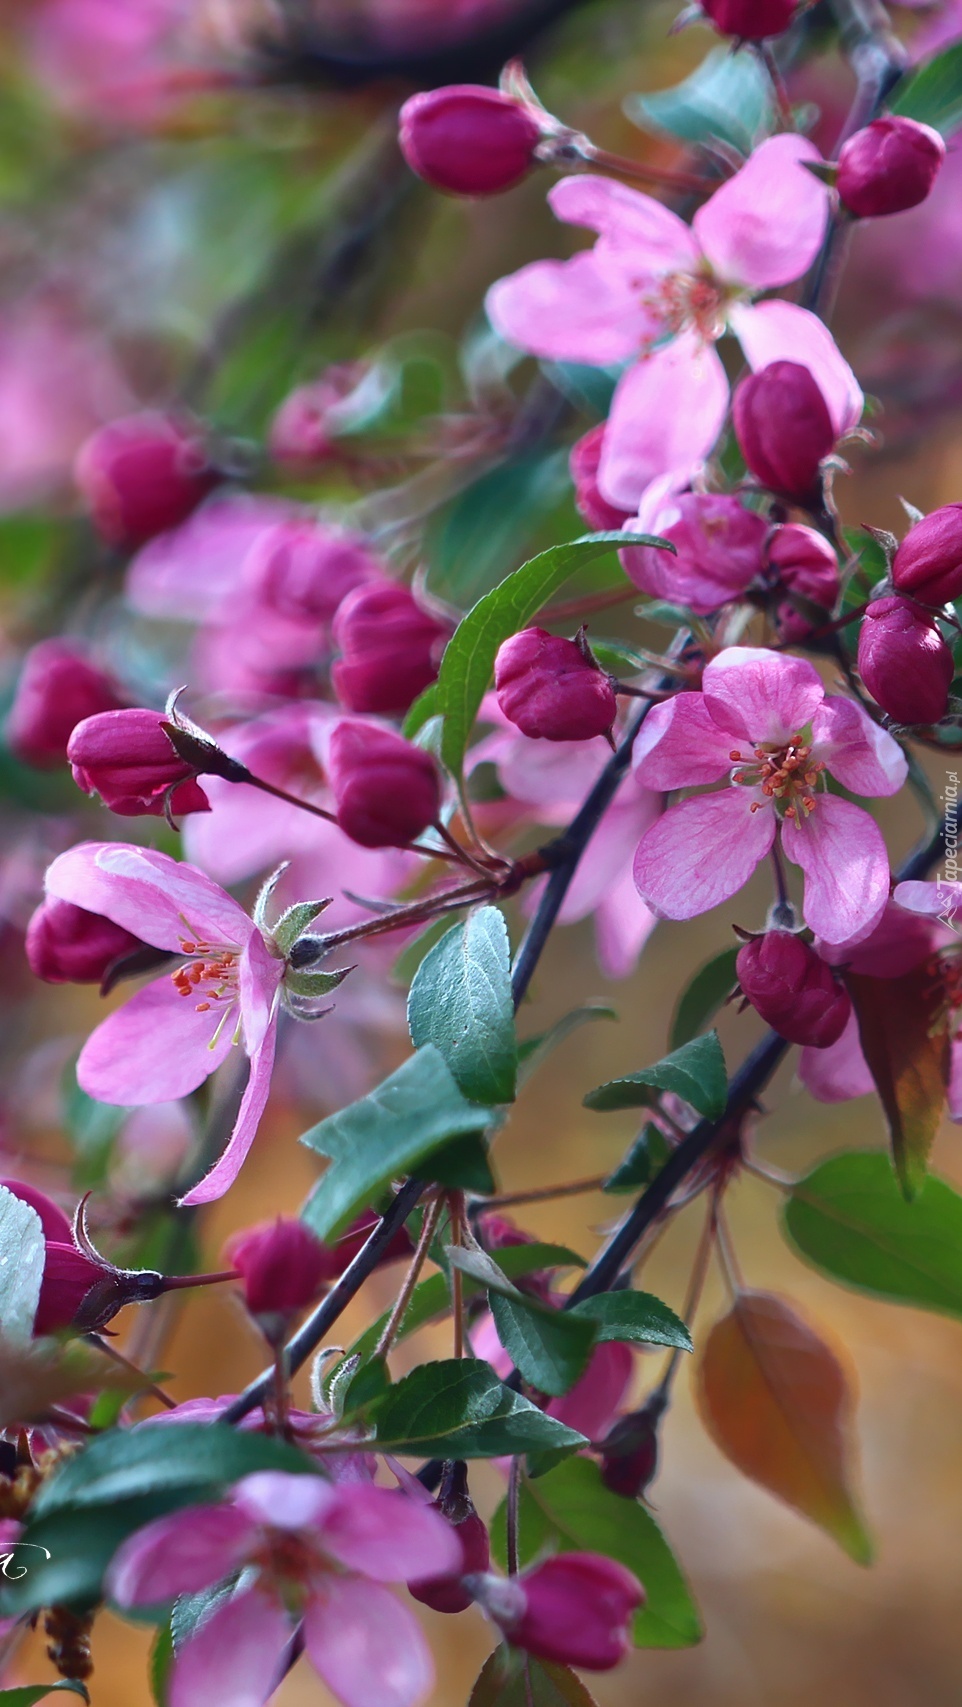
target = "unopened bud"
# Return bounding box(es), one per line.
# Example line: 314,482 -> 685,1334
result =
25,897 -> 145,985
837,116 -> 945,219
327,720 -> 441,848
857,595 -> 953,725
67,708 -> 210,817
410,1462 -> 491,1615
480,1553 -> 644,1670
332,581 -> 449,716
74,412 -> 218,550
495,628 -> 616,742
767,524 -> 840,642
569,426 -> 633,533
736,930 -> 851,1048
399,85 -> 542,197
225,1216 -> 330,1340
600,1393 -> 666,1500
245,523 -> 380,625
269,364 -> 367,469
891,503 -> 962,605
7,641 -> 124,769
700,0 -> 797,38
733,362 -> 836,505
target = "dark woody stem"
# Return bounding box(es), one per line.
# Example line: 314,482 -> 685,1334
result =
572,141 -> 718,197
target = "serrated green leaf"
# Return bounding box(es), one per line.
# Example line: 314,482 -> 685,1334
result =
300,1046 -> 496,1241
170,1582 -> 235,1652
584,1032 -> 727,1119
518,1004 -> 617,1088
783,1150 -> 962,1316
488,1290 -> 596,1398
469,1649 -> 601,1707
0,1184 -> 45,1346
626,45 -> 773,152
567,1290 -> 691,1351
435,533 -> 669,785
492,1457 -> 702,1648
891,40 -> 962,136
367,1358 -> 588,1464
602,1123 -> 672,1193
669,947 -> 740,1050
408,908 -> 517,1103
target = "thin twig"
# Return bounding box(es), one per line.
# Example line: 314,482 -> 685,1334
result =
374,1195 -> 443,1360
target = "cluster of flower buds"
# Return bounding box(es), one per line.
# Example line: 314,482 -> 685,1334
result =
733,362 -> 836,507
7,640 -> 125,769
331,581 -> 449,716
67,707 -> 212,817
327,720 -> 441,847
495,627 -> 617,742
836,116 -> 946,219
857,595 -> 953,725
767,525 -> 840,643
468,1553 -> 644,1669
736,929 -> 851,1048
699,0 -> 798,39
399,85 -> 543,197
74,411 -> 219,550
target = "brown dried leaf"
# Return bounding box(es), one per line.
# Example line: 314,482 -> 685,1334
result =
846,966 -> 949,1199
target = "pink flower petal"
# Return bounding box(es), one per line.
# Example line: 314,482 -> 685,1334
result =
633,787 -> 775,919
695,134 -> 828,290
304,1576 -> 434,1707
798,1008 -> 874,1102
44,842 -> 254,953
594,862 -> 658,979
318,1484 -> 462,1583
485,252 -> 652,365
632,692 -> 737,789
170,1585 -> 292,1707
729,299 -> 863,435
547,1341 -> 633,1439
548,174 -> 700,273
179,1020 -> 278,1205
702,647 -> 824,744
819,898 -> 942,976
77,973 -> 237,1105
233,1470 -> 336,1530
240,929 -> 284,1056
813,696 -> 908,797
894,879 -> 962,919
126,495 -> 294,623
108,1504 -> 255,1606
781,795 -> 891,943
598,334 -> 730,510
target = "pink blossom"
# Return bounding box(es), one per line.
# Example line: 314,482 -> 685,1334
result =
486,139 -> 861,507
108,1470 -> 462,1707
632,649 -> 906,942
41,843 -> 288,1205
621,485 -> 768,615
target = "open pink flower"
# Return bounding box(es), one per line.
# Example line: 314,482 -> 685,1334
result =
42,843 -> 286,1205
632,650 -> 906,943
487,137 -> 861,508
108,1470 -> 461,1707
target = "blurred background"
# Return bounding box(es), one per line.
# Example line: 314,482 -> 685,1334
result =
1,0 -> 961,1700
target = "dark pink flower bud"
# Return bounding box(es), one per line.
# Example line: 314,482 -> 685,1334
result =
736,931 -> 851,1048
891,503 -> 962,605
327,720 -> 441,848
600,1394 -> 666,1501
6,640 -> 125,769
399,85 -> 542,197
857,595 -> 953,725
700,0 -> 797,37
25,897 -> 144,985
331,582 -> 449,716
0,1178 -> 73,1243
410,1463 -> 491,1615
74,411 -> 218,550
33,1242 -> 108,1336
67,707 -> 210,817
269,364 -> 366,468
495,628 -> 616,742
732,362 -> 836,504
489,1553 -> 644,1670
245,523 -> 380,626
767,524 -> 840,642
225,1217 -> 330,1333
569,426 -> 633,533
837,116 -> 946,219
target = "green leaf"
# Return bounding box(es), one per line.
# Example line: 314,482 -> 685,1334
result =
0,1494 -> 203,1617
408,908 -> 517,1103
517,1004 -> 617,1089
891,40 -> 962,136
783,1150 -> 962,1316
493,1457 -> 702,1648
0,1184 -> 45,1345
62,1063 -> 126,1189
584,1032 -> 727,1119
149,1618 -> 175,1707
402,682 -> 439,740
602,1123 -> 672,1193
425,450 -> 574,607
845,968 -> 948,1197
669,948 -> 740,1051
367,1358 -> 588,1464
469,1649 -> 601,1707
436,533 -> 668,784
300,1046 -> 496,1241
487,1290 -> 596,1398
169,1583 -> 235,1653
568,1290 -> 692,1351
0,1686 -> 90,1705
626,45 -> 774,153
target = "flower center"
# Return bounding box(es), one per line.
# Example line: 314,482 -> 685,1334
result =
171,937 -> 240,1014
644,271 -> 729,343
729,735 -> 826,820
